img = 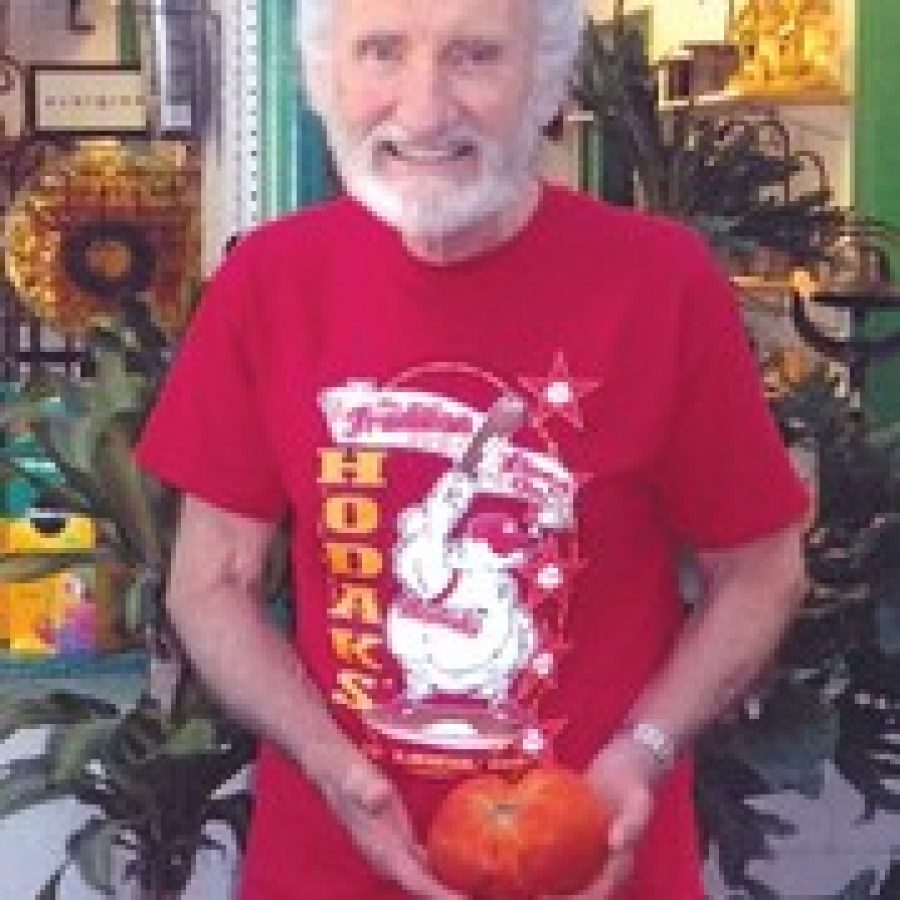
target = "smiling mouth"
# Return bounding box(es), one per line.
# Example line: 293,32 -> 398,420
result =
381,141 -> 475,164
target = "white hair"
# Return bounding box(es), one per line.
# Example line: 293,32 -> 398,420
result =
297,0 -> 583,129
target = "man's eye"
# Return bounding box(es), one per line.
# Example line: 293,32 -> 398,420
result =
356,36 -> 403,63
468,42 -> 502,64
454,41 -> 503,67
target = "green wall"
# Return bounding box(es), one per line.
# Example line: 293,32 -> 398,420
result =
857,1 -> 900,422
260,0 -> 331,218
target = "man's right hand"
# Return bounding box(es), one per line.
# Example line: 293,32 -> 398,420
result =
317,755 -> 464,900
163,498 -> 462,896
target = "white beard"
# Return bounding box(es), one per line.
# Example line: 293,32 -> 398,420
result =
323,115 -> 545,241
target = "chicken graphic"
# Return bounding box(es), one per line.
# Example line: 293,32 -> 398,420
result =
385,395 -> 539,711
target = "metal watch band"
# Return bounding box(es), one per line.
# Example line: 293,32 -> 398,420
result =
630,722 -> 677,772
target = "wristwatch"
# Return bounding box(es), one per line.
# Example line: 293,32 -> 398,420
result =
629,722 -> 677,773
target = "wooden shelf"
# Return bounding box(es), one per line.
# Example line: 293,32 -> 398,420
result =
570,89 -> 849,123
732,275 -> 900,314
0,651 -> 147,704
0,648 -> 146,682
733,275 -> 797,294
659,88 -> 850,113
732,276 -> 795,311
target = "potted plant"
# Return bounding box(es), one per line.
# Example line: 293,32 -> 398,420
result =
573,2 -> 844,268
574,8 -> 900,897
0,688 -> 254,899
0,296 -> 290,898
693,373 -> 900,899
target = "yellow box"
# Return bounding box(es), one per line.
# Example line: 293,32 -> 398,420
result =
5,568 -> 102,655
0,585 -> 9,646
0,514 -> 96,554
5,575 -> 63,655
1,513 -> 115,655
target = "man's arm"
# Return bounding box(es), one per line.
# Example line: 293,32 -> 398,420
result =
580,520 -> 806,898
626,518 -> 807,759
166,495 -> 347,781
164,494 -> 461,900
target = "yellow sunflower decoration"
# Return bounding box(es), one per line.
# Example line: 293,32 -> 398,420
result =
5,142 -> 200,336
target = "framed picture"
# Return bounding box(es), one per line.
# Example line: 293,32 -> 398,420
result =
27,65 -> 148,137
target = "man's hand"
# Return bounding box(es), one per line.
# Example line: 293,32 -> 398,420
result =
567,736 -> 657,899
317,755 -> 464,900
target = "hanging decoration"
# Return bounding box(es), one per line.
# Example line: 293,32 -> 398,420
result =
60,219 -> 157,301
4,141 -> 199,336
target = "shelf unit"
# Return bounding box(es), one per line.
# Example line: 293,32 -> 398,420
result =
0,649 -> 147,696
659,88 -> 851,113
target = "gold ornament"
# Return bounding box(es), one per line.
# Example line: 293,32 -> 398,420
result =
727,0 -> 843,97
4,142 -> 200,336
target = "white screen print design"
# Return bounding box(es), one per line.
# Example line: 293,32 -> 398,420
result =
320,382 -> 577,754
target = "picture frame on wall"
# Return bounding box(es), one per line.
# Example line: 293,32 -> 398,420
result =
26,65 -> 148,137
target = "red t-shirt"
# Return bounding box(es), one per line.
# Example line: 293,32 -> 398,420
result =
135,185 -> 808,899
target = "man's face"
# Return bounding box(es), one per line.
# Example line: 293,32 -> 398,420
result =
321,0 -> 540,239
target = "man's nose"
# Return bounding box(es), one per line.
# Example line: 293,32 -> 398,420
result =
394,54 -> 452,139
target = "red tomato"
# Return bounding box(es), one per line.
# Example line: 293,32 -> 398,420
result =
426,766 -> 612,899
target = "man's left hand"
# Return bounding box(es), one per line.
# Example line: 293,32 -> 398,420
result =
565,735 -> 658,898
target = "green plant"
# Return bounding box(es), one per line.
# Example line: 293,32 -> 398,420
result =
573,8 -> 900,896
0,296 -> 175,642
574,4 -> 843,267
0,689 -> 254,899
0,294 -> 289,898
692,373 -> 900,899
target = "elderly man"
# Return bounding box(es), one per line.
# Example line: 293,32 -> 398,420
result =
135,0 -> 808,897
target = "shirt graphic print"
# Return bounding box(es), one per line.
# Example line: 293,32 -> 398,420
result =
317,356 -> 600,778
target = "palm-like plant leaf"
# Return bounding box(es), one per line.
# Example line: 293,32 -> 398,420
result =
720,684 -> 838,796
830,871 -> 884,900
695,737 -> 795,895
574,13 -> 843,264
878,862 -> 900,898
35,865 -> 66,900
0,756 -> 72,817
46,719 -> 119,783
91,417 -> 163,567
834,654 -> 900,816
205,792 -> 253,849
28,419 -> 123,528
0,393 -> 68,429
0,453 -> 96,517
0,551 -> 112,583
0,285 -> 262,898
67,816 -> 119,896
0,692 -> 118,740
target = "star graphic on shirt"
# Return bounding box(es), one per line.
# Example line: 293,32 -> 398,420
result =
521,537 -> 588,610
522,717 -> 569,761
521,538 -> 567,608
514,632 -> 570,706
518,351 -> 601,430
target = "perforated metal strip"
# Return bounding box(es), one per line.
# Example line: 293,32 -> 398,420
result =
222,0 -> 260,233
